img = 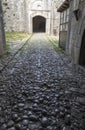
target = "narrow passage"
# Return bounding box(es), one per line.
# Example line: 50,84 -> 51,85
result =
0,34 -> 85,130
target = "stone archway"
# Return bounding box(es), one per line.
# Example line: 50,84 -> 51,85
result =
32,16 -> 46,33
79,30 -> 85,66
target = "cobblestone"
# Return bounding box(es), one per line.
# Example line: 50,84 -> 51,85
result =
0,34 -> 85,130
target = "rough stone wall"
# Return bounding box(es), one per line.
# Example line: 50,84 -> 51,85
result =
55,0 -> 65,36
2,0 -> 63,35
2,0 -> 27,32
66,0 -> 85,64
59,31 -> 67,49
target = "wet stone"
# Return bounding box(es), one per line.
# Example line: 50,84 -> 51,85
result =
15,117 -> 22,122
18,103 -> 25,108
78,97 -> 85,105
65,115 -> 71,126
1,124 -> 7,129
29,123 -> 40,130
32,103 -> 38,108
62,126 -> 67,130
59,106 -> 65,112
34,99 -> 39,103
55,109 -> 59,114
8,127 -> 16,130
41,117 -> 49,127
41,109 -> 48,116
0,34 -> 84,130
15,123 -> 22,130
22,125 -> 28,130
29,115 -> 38,122
12,114 -> 18,121
7,120 -> 14,128
0,118 -> 5,124
47,126 -> 53,130
22,119 -> 28,126
39,126 -> 44,130
28,111 -> 33,116
22,115 -> 28,119
59,112 -> 65,118
13,105 -> 18,109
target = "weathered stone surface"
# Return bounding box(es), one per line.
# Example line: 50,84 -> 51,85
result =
41,117 -> 49,127
12,114 -> 18,121
15,124 -> 22,130
78,97 -> 85,105
22,119 -> 28,126
2,0 -> 62,35
8,127 -> 16,130
7,120 -> 14,128
29,115 -> 38,122
65,115 -> 71,126
65,0 -> 85,65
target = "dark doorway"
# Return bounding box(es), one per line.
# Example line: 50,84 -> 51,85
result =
79,30 -> 85,66
33,16 -> 46,33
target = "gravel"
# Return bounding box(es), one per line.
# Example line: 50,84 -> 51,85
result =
0,34 -> 85,130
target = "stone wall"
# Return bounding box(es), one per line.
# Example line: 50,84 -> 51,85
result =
2,0 -> 27,32
66,0 -> 85,64
2,0 -> 61,35
0,0 -> 6,55
59,31 -> 67,49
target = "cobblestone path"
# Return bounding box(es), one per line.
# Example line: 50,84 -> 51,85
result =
0,34 -> 85,130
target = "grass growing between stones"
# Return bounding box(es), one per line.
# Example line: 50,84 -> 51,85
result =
5,32 -> 29,43
19,35 -> 33,55
47,36 -> 64,53
5,32 -> 30,55
52,42 -> 64,53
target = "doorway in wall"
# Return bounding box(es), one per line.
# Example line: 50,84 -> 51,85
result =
33,16 -> 46,33
79,30 -> 85,66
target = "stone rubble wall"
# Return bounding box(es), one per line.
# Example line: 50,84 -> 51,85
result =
66,0 -> 85,64
2,0 -> 27,32
59,31 -> 67,50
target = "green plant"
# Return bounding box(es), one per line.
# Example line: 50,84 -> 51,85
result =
6,43 -> 10,55
3,2 -> 8,6
47,36 -> 64,53
5,32 -> 29,42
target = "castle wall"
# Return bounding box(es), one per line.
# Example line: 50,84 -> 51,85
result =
3,0 -> 27,32
2,0 -> 59,35
66,0 -> 85,64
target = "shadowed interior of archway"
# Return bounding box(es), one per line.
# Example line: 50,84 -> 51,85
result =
79,30 -> 85,66
33,16 -> 46,33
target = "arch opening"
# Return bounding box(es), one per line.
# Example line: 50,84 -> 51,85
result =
32,16 -> 46,33
79,30 -> 85,66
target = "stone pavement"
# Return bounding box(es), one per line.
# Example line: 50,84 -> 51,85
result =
0,34 -> 85,130
0,35 -> 32,72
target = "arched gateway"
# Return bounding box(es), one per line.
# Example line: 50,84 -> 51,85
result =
3,0 -> 58,35
33,16 -> 46,33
